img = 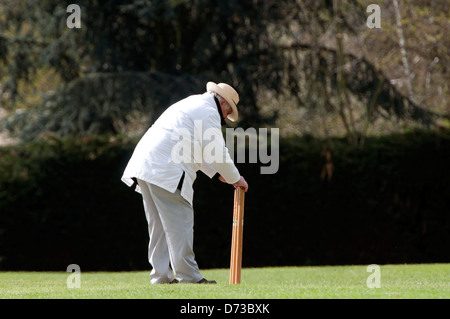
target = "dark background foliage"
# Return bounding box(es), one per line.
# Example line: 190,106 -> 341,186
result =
0,1 -> 448,272
0,131 -> 448,270
1,1 -> 448,140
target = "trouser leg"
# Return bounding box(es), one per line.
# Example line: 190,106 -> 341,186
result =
137,179 -> 174,284
147,183 -> 204,283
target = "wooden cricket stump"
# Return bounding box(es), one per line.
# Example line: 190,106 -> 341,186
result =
230,187 -> 245,284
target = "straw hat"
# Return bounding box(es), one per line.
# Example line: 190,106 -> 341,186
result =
206,82 -> 239,122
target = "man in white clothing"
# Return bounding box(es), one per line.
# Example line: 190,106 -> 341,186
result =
122,82 -> 248,284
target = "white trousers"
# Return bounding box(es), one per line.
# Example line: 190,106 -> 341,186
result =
137,179 -> 204,284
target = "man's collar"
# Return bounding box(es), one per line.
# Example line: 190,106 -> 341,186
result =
213,95 -> 227,126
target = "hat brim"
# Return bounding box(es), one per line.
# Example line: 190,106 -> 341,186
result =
206,82 -> 239,122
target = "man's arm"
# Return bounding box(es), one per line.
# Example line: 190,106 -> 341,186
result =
218,175 -> 248,192
198,109 -> 248,190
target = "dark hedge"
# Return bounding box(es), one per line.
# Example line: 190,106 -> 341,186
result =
0,131 -> 449,271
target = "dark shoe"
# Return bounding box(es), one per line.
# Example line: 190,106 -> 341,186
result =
197,278 -> 217,284
169,279 -> 179,284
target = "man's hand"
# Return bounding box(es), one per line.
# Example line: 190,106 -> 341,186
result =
218,175 -> 227,183
218,175 -> 249,192
233,176 -> 248,192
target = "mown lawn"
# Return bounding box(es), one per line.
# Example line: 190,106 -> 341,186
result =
0,264 -> 448,299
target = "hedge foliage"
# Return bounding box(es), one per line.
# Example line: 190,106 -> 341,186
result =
0,131 -> 449,271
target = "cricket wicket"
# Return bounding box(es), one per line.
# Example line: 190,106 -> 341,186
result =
230,187 -> 245,284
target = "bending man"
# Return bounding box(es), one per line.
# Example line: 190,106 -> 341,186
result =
122,82 -> 248,284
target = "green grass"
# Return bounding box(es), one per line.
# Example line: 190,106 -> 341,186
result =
0,264 -> 449,299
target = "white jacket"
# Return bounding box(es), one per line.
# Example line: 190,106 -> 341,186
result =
121,92 -> 240,205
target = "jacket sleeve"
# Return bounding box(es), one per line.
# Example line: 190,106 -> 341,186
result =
198,110 -> 241,184
199,161 -> 217,179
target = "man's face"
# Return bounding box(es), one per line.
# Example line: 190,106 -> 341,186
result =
220,99 -> 232,121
